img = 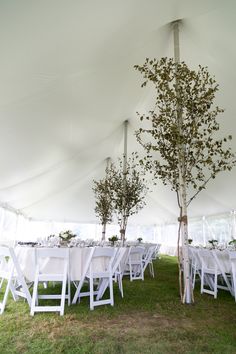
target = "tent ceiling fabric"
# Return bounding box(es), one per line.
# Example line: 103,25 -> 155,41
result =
0,0 -> 236,224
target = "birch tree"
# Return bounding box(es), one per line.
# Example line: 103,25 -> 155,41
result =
93,177 -> 113,240
106,154 -> 148,244
134,57 -> 235,303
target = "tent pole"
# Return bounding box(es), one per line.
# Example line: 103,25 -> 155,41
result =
123,120 -> 128,175
202,216 -> 206,246
121,120 -> 128,243
173,20 -> 180,63
233,210 -> 236,239
106,157 -> 111,169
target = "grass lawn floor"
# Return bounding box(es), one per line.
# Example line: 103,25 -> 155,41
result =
0,255 -> 236,354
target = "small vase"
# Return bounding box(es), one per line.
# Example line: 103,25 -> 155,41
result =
60,240 -> 68,247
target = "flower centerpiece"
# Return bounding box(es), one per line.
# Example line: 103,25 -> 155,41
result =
59,230 -> 76,246
108,235 -> 118,246
228,239 -> 236,249
188,239 -> 193,245
208,239 -> 218,249
137,237 -> 143,243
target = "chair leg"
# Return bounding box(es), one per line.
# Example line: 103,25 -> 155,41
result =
30,276 -> 39,316
60,278 -> 67,316
67,278 -> 71,306
192,267 -> 196,290
149,262 -> 154,278
90,276 -> 94,310
9,282 -> 18,302
214,273 -> 217,299
201,270 -> 204,294
141,265 -> 144,281
0,277 -> 12,315
129,262 -> 133,281
109,275 -> 114,306
118,274 -> 124,298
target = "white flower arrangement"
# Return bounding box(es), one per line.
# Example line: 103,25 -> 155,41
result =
59,230 -> 76,242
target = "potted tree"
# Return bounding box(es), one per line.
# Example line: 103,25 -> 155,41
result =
135,57 -> 235,303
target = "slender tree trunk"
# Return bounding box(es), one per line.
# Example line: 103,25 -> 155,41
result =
173,19 -> 193,303
120,229 -> 125,245
178,172 -> 193,304
120,216 -> 127,246
102,223 -> 106,241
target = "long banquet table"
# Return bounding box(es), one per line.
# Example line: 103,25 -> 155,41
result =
15,246 -> 117,282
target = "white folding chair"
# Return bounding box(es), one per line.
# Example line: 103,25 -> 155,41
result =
113,248 -> 129,297
72,247 -> 116,310
142,246 -> 156,278
0,246 -> 31,314
126,246 -> 145,281
96,247 -> 127,300
152,244 -> 161,261
30,248 -> 70,316
229,251 -> 236,301
72,247 -> 95,305
198,249 -> 226,298
212,250 -> 232,295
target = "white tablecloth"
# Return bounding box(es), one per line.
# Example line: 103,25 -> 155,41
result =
15,246 -> 111,282
190,247 -> 233,273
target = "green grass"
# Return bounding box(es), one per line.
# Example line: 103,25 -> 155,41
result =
0,256 -> 236,354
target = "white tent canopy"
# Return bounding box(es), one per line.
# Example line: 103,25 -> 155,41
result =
0,0 -> 236,227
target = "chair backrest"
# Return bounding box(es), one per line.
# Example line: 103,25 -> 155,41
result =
112,248 -> 127,274
198,249 -> 216,270
36,248 -> 69,259
90,247 -> 117,274
143,246 -> 155,263
35,248 -> 69,277
92,247 -> 117,259
128,247 -> 145,265
130,246 -> 145,254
